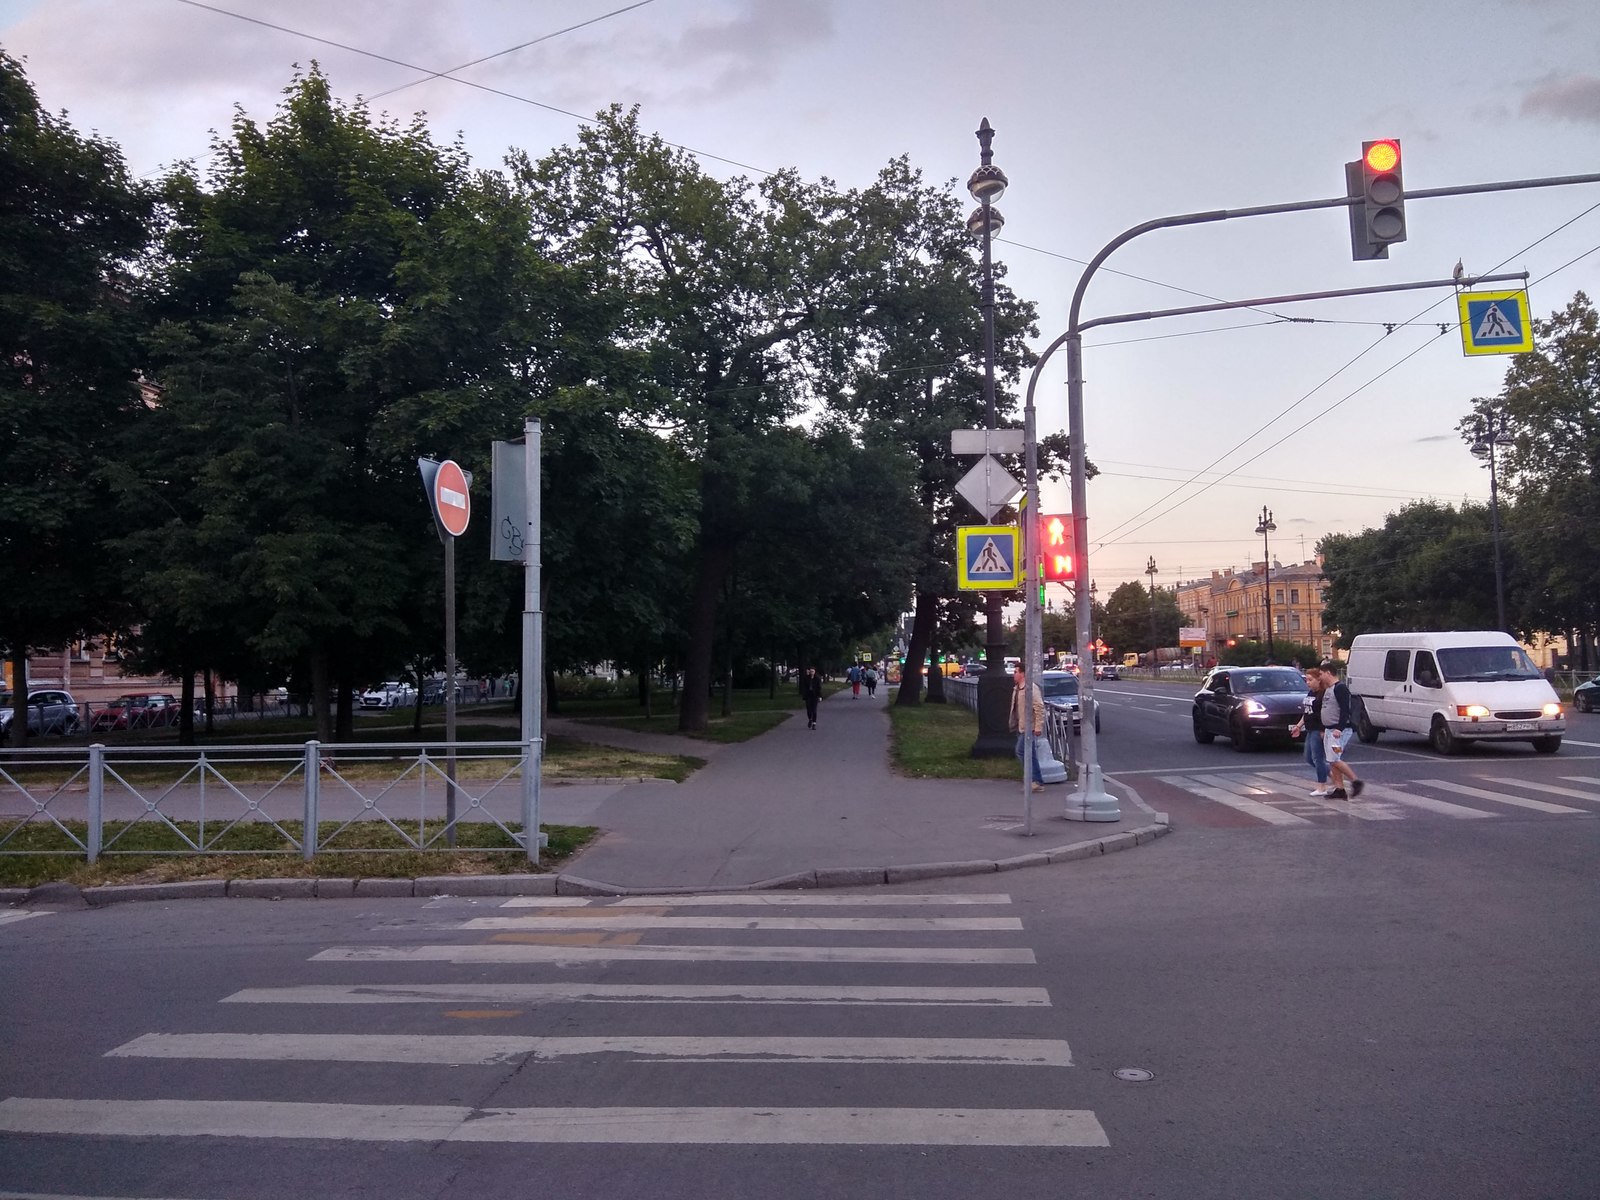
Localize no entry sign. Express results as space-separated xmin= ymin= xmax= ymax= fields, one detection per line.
xmin=434 ymin=459 xmax=471 ymax=536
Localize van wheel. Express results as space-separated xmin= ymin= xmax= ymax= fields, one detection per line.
xmin=1429 ymin=715 xmax=1461 ymax=756
xmin=1230 ymin=716 xmax=1253 ymax=752
xmin=1354 ymin=700 xmax=1380 ymax=745
xmin=1192 ymin=712 xmax=1214 ymax=744
xmin=1532 ymin=736 xmax=1561 ymax=754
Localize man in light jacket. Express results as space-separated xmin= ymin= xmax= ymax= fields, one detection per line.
xmin=1010 ymin=666 xmax=1047 ymax=793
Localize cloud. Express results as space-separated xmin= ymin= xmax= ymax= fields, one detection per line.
xmin=1413 ymin=434 xmax=1456 ymax=443
xmin=1520 ymin=74 xmax=1600 ymax=125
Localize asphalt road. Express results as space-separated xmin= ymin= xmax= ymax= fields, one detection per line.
xmin=2 ymin=681 xmax=1597 ymax=1199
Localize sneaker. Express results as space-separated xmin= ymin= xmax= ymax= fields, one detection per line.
xmin=1328 ymin=788 xmax=1348 ymax=800
xmin=1309 ymin=787 xmax=1331 ymax=797
xmin=1350 ymin=780 xmax=1365 ymax=799
xmin=1031 ymin=783 xmax=1044 ymax=793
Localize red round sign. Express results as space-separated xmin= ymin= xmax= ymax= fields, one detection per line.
xmin=434 ymin=459 xmax=471 ymax=537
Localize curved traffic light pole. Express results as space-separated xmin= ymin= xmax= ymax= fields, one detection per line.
xmin=1021 ymin=169 xmax=1600 ymax=825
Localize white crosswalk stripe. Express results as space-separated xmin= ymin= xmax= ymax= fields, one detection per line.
xmin=1479 ymin=776 xmax=1600 ymax=804
xmin=1157 ymin=775 xmax=1315 ymax=825
xmin=4 ymin=891 xmax=1107 ymax=1151
xmin=0 ymin=911 xmax=50 ymax=928
xmin=1413 ymin=779 xmax=1586 ymax=814
xmin=1246 ymin=773 xmax=1404 ymax=820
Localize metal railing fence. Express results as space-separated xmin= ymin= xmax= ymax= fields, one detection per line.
xmin=0 ymin=740 xmax=544 ymax=866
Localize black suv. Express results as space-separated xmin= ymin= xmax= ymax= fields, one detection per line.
xmin=1192 ymin=666 xmax=1308 ymax=751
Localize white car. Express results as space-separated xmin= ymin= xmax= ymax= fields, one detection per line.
xmin=360 ymin=682 xmax=415 ymax=709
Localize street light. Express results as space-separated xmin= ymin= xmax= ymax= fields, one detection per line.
xmin=966 ymin=117 xmax=1013 ymax=757
xmin=1255 ymin=505 xmax=1277 ymax=660
xmin=1145 ymin=556 xmax=1159 ymax=672
xmin=1471 ymin=413 xmax=1515 ymax=632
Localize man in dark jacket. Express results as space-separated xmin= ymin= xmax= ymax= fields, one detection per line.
xmin=798 ymin=667 xmax=823 ymax=729
xmin=1316 ymin=661 xmax=1364 ymax=799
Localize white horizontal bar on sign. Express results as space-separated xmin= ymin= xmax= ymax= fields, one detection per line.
xmin=456 ymin=915 xmax=1024 ymax=932
xmin=1415 ymin=779 xmax=1584 ymax=814
xmin=0 ymin=1098 xmax=1110 ymax=1147
xmin=311 ymin=944 xmax=1037 ymax=966
xmin=107 ymin=1032 xmax=1073 ymax=1068
xmin=222 ymin=983 xmax=1052 ymax=1007
xmin=498 ymin=893 xmax=1015 ymax=908
xmin=1157 ymin=776 xmax=1314 ymax=827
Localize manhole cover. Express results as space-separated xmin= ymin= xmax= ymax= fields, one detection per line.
xmin=1114 ymin=1067 xmax=1154 ymax=1082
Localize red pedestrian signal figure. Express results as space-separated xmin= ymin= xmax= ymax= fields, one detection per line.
xmin=1040 ymin=513 xmax=1074 ymax=582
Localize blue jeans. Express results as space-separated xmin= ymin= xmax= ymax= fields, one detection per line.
xmin=1304 ymin=728 xmax=1329 ymax=784
xmin=1015 ymin=733 xmax=1046 ymax=784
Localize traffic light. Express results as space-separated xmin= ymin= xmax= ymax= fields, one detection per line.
xmin=1346 ymin=139 xmax=1405 ymax=260
xmin=1039 ymin=513 xmax=1075 ymax=582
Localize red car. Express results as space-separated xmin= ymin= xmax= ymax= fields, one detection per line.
xmin=90 ymin=693 xmax=180 ymax=732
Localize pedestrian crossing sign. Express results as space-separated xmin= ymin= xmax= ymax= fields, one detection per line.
xmin=1458 ymin=289 xmax=1534 ymax=356
xmin=957 ymin=525 xmax=1020 ymax=591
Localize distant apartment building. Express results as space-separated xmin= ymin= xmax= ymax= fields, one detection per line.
xmin=1174 ymin=557 xmax=1335 ymax=662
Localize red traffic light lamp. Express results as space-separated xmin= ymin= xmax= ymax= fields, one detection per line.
xmin=1039 ymin=513 xmax=1075 ymax=582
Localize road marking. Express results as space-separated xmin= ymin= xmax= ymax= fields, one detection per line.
xmin=1157 ymin=776 xmax=1314 ymax=826
xmin=498 ymin=893 xmax=1015 ymax=908
xmin=456 ymin=915 xmax=1024 ymax=932
xmin=1477 ymin=776 xmax=1600 ymax=804
xmin=1348 ymin=780 xmax=1496 ymax=819
xmin=222 ymin=982 xmax=1052 ymax=1007
xmin=1247 ymin=773 xmax=1405 ymax=821
xmin=0 ymin=911 xmax=51 ymax=928
xmin=311 ymin=943 xmax=1037 ymax=966
xmin=1561 ymin=775 xmax=1600 ymax=785
xmin=1414 ymin=779 xmax=1585 ymax=814
xmin=1558 ymin=740 xmax=1600 ymax=748
xmin=0 ymin=1098 xmax=1110 ymax=1147
xmin=107 ymin=1032 xmax=1074 ymax=1067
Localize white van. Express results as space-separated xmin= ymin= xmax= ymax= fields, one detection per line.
xmin=1345 ymin=631 xmax=1564 ymax=755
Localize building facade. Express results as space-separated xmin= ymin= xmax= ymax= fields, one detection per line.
xmin=1174 ymin=557 xmax=1335 ymax=663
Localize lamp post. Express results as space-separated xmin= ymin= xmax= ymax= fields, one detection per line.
xmin=1255 ymin=506 xmax=1277 ymax=659
xmin=1471 ymin=414 xmax=1515 ymax=632
xmin=966 ymin=117 xmax=1013 ymax=757
xmin=1145 ymin=556 xmax=1159 ymax=672
xmin=1090 ymin=580 xmax=1099 ymax=663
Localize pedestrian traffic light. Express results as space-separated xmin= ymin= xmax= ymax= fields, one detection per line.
xmin=1346 ymin=139 xmax=1405 ymax=260
xmin=1039 ymin=513 xmax=1074 ymax=582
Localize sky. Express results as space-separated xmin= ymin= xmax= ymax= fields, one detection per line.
xmin=4 ymin=0 xmax=1598 ymax=593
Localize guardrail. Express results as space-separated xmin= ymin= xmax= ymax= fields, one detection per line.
xmin=0 ymin=740 xmax=545 ymax=865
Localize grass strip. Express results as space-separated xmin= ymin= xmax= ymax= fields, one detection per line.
xmin=0 ymin=817 xmax=597 ymax=889
xmin=888 ymin=699 xmax=1020 ymax=781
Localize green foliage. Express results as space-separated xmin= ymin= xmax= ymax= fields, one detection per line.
xmin=1219 ymin=638 xmax=1320 ymax=667
xmin=0 ymin=52 xmax=153 ymax=737
xmin=1098 ymin=581 xmax=1184 ymax=655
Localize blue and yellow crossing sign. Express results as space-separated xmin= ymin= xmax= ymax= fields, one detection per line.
xmin=1458 ymin=289 xmax=1534 ymax=356
xmin=957 ymin=525 xmax=1020 ymax=591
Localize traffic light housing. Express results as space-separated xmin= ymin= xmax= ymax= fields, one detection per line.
xmin=1039 ymin=513 xmax=1075 ymax=582
xmin=1346 ymin=139 xmax=1405 ymax=260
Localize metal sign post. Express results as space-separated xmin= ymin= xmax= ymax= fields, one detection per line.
xmin=419 ymin=457 xmax=471 ymax=845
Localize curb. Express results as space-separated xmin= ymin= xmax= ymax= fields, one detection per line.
xmin=2 ymin=822 xmax=1172 ymax=908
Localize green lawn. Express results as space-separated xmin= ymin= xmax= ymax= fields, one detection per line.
xmin=557 ymin=684 xmax=842 ymax=743
xmin=0 ymin=817 xmax=598 ymax=889
xmin=887 ymin=698 xmax=1021 ymax=781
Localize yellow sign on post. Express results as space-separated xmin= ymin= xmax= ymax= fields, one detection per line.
xmin=1458 ymin=289 xmax=1534 ymax=356
xmin=957 ymin=525 xmax=1020 ymax=591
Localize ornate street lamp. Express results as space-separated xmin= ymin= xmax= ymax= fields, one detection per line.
xmin=966 ymin=117 xmax=1013 ymax=757
xmin=1145 ymin=556 xmax=1159 ymax=671
xmin=1256 ymin=506 xmax=1277 ymax=659
xmin=1471 ymin=414 xmax=1515 ymax=632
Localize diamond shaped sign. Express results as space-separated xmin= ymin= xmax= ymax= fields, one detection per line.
xmin=955 ymin=455 xmax=1022 ymax=521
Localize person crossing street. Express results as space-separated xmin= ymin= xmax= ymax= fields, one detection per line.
xmin=1315 ymin=661 xmax=1364 ymax=800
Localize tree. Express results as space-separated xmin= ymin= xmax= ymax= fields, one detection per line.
xmin=0 ymin=52 xmax=152 ymax=743
xmin=1098 ymin=581 xmax=1182 ymax=658
xmin=1467 ymin=292 xmax=1600 ymax=666
xmin=1319 ymin=500 xmax=1501 ymax=644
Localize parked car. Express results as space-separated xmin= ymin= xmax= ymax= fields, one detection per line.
xmin=1040 ymin=670 xmax=1100 ymax=734
xmin=1192 ymin=666 xmax=1308 ymax=751
xmin=1574 ymin=676 xmax=1600 ymax=714
xmin=421 ymin=680 xmax=464 ymax=705
xmin=1094 ymin=663 xmax=1120 ymax=681
xmin=90 ymin=693 xmax=179 ymax=732
xmin=0 ymin=689 xmax=80 ymax=737
xmin=360 ymin=682 xmax=416 ymax=709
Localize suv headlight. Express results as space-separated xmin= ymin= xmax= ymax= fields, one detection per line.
xmin=1542 ymin=702 xmax=1562 ymax=718
xmin=1243 ymin=699 xmax=1268 ymax=716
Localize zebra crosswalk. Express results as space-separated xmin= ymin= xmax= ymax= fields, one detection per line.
xmin=0 ymin=890 xmax=1110 ymax=1153
xmin=1155 ymin=770 xmax=1600 ymax=827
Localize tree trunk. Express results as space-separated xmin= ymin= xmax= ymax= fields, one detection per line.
xmin=310 ymin=648 xmax=333 ymax=742
xmin=895 ymin=592 xmax=940 ymax=708
xmin=679 ymin=538 xmax=734 ymax=732
xmin=638 ymin=660 xmax=652 ymax=717
xmin=926 ymin=643 xmax=947 ymax=703
xmin=177 ymin=668 xmax=196 ymax=746
xmin=7 ymin=648 xmax=28 ymax=746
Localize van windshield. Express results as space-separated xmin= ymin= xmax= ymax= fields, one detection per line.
xmin=1437 ymin=646 xmax=1543 ymax=682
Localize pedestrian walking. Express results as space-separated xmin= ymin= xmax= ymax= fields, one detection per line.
xmin=1009 ymin=665 xmax=1047 ymax=792
xmin=848 ymin=664 xmax=861 ymax=697
xmin=863 ymin=664 xmax=878 ymax=697
xmin=1316 ymin=661 xmax=1364 ymax=799
xmin=1291 ymin=666 xmax=1331 ymax=796
xmin=798 ymin=666 xmax=823 ymax=730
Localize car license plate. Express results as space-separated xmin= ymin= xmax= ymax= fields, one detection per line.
xmin=1506 ymin=721 xmax=1536 ymax=732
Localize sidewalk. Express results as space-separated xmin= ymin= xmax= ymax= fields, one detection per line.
xmin=538 ymin=686 xmax=1167 ymax=891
